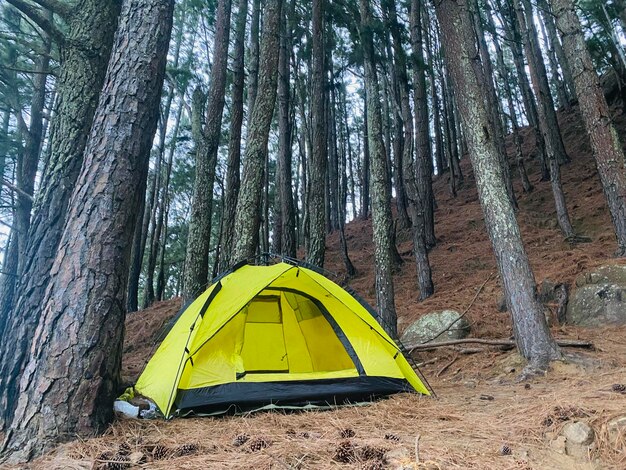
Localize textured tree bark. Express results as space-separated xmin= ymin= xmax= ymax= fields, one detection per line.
xmin=307 ymin=0 xmax=327 ymax=267
xmin=551 ymin=0 xmax=626 ymax=256
xmin=516 ymin=0 xmax=575 ymax=238
xmin=0 ymin=0 xmax=172 ymax=461
xmin=359 ymin=0 xmax=398 ymax=336
xmin=246 ymin=0 xmax=261 ymax=125
xmin=0 ymin=0 xmax=122 ymax=431
xmin=434 ymin=0 xmax=561 ymax=369
xmin=232 ymin=0 xmax=282 ymax=261
xmin=219 ymin=0 xmax=248 ymax=271
xmin=183 ymin=0 xmax=231 ymax=299
xmin=410 ymin=0 xmax=436 ymax=248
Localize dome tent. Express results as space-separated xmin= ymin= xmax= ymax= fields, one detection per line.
xmin=131 ymin=258 xmax=432 ymax=417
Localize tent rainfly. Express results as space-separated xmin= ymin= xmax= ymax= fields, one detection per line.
xmin=131 ymin=260 xmax=431 ymax=417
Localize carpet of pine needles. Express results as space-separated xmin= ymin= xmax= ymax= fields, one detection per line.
xmin=21 ymin=324 xmax=626 ymax=470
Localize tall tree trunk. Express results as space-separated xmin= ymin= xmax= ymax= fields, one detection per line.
xmin=0 ymin=0 xmax=122 ymax=432
xmin=219 ymin=0 xmax=248 ymax=271
xmin=496 ymin=0 xmax=550 ymax=181
xmin=232 ymin=0 xmax=282 ymax=261
xmin=327 ymin=57 xmax=340 ymax=233
xmin=359 ymin=0 xmax=398 ymax=336
xmin=307 ymin=0 xmax=327 ymax=266
xmin=516 ymin=0 xmax=576 ymax=238
xmin=0 ymin=27 xmax=50 ymax=322
xmin=127 ymin=172 xmax=153 ymax=312
xmin=0 ymin=0 xmax=172 ymax=461
xmin=360 ymin=97 xmax=371 ymax=220
xmin=155 ymin=100 xmax=181 ymax=299
xmin=246 ymin=0 xmax=261 ymax=123
xmin=537 ymin=0 xmax=577 ymax=104
xmin=486 ymin=8 xmax=534 ymax=193
xmin=411 ymin=0 xmax=437 ymax=248
xmin=519 ymin=0 xmax=570 ymax=165
xmin=473 ymin=2 xmax=517 ymax=209
xmin=551 ymin=0 xmax=626 ymax=256
xmin=434 ymin=0 xmax=561 ymax=370
xmin=183 ymin=0 xmax=232 ymax=300
xmin=392 ymin=0 xmax=434 ymax=297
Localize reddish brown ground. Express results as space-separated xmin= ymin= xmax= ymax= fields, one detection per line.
xmin=17 ymin=106 xmax=626 ymax=469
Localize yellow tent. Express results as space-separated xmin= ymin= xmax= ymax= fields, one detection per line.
xmin=134 ymin=261 xmax=431 ymax=417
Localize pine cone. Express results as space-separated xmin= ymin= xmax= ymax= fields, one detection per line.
xmin=248 ymin=437 xmax=270 ymax=452
xmin=384 ymin=433 xmax=400 ymax=442
xmin=340 ymin=428 xmax=356 ymax=438
xmin=358 ymin=445 xmax=386 ymax=461
xmin=233 ymin=433 xmax=250 ymax=447
xmin=117 ymin=442 xmax=131 ymax=456
xmin=151 ymin=444 xmax=170 ymax=460
xmin=333 ymin=440 xmax=355 ymax=463
xmin=360 ymin=460 xmax=385 ymax=470
xmin=500 ymin=444 xmax=512 ymax=456
xmin=173 ymin=443 xmax=200 ymax=457
xmin=612 ymin=383 xmax=626 ymax=393
xmin=103 ymin=455 xmax=131 ymax=470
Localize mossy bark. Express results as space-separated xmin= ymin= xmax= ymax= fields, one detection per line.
xmin=434 ymin=0 xmax=561 ymax=368
xmin=0 ymin=0 xmax=122 ymax=431
xmin=551 ymin=0 xmax=626 ymax=256
xmin=0 ymin=0 xmax=172 ymax=462
xmin=359 ymin=0 xmax=398 ymax=336
xmin=232 ymin=0 xmax=282 ymax=261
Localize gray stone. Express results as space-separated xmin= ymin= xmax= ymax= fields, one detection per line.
xmin=496 ymin=294 xmax=507 ymax=313
xmin=566 ymin=265 xmax=626 ymax=327
xmin=562 ymin=421 xmax=595 ymax=445
xmin=400 ymin=310 xmax=470 ymax=345
xmin=562 ymin=421 xmax=595 ymax=459
xmin=538 ymin=278 xmax=557 ymax=303
xmin=607 ymin=416 xmax=626 ymax=449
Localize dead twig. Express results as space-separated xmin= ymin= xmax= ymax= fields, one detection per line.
xmin=408 ymin=337 xmax=593 ymax=351
xmin=421 ymin=272 xmax=494 ymax=344
xmin=436 ymin=355 xmax=458 ymax=377
xmin=415 ymin=434 xmax=421 ymax=464
xmin=415 ymin=357 xmax=439 ymax=367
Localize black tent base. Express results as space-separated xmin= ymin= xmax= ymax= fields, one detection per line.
xmin=174 ymin=376 xmax=414 ymax=416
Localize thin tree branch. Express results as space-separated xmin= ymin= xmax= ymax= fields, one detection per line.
xmin=2 ymin=179 xmax=35 ymax=202
xmin=29 ymin=0 xmax=72 ymax=19
xmin=407 ymin=337 xmax=593 ymax=351
xmin=0 ymin=65 xmax=56 ymax=76
xmin=4 ymin=0 xmax=65 ymax=44
xmin=0 ymin=219 xmax=15 ymax=231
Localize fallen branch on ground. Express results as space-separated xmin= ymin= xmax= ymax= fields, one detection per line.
xmin=407 ymin=338 xmax=593 ymax=352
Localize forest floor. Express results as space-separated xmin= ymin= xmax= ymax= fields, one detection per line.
xmin=16 ymin=103 xmax=626 ymax=469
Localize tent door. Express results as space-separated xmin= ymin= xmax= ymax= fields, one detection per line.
xmin=240 ymin=295 xmax=289 ymax=374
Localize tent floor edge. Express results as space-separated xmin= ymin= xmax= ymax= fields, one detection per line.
xmin=174 ymin=376 xmax=416 ymax=415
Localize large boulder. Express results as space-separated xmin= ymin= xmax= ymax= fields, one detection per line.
xmin=400 ymin=309 xmax=470 ymax=345
xmin=566 ymin=265 xmax=626 ymax=327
